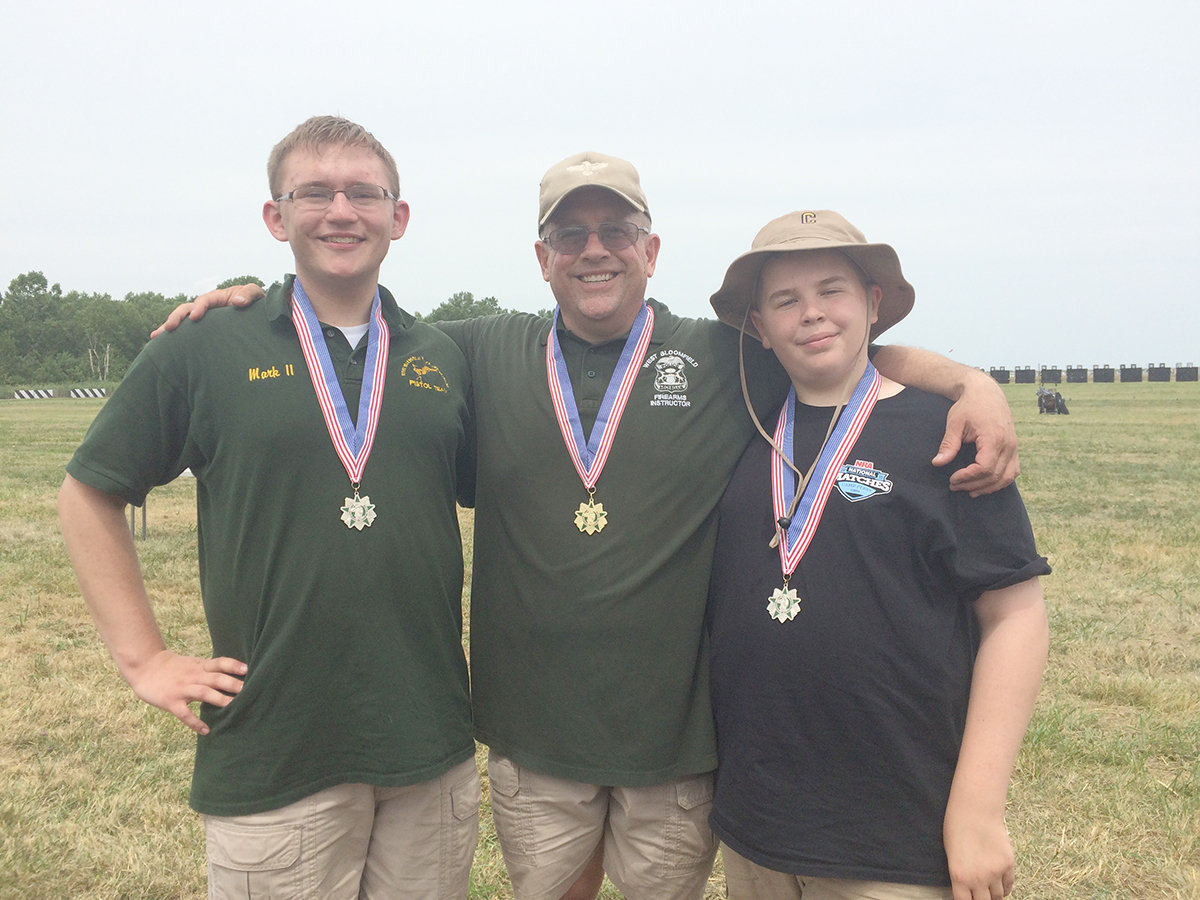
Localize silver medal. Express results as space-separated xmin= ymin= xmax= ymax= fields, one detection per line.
xmin=767 ymin=586 xmax=800 ymax=622
xmin=340 ymin=494 xmax=377 ymax=530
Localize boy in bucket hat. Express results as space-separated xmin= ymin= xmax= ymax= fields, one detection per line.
xmin=706 ymin=211 xmax=1050 ymax=900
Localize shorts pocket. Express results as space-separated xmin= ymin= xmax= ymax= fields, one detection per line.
xmin=674 ymin=772 xmax=714 ymax=811
xmin=486 ymin=753 xmax=520 ymax=799
xmin=663 ymin=773 xmax=718 ymax=875
xmin=451 ymin=764 xmax=482 ymax=821
xmin=442 ymin=763 xmax=483 ymax=896
xmin=206 ymin=819 xmax=306 ymax=900
xmin=485 ymin=755 xmax=536 ymax=863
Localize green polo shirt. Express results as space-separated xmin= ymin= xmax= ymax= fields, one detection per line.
xmin=68 ymin=276 xmax=475 ymax=816
xmin=440 ymin=301 xmax=787 ymax=785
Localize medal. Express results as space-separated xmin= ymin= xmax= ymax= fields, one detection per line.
xmin=291 ymin=281 xmax=389 ymax=529
xmin=574 ymin=493 xmax=608 ymax=534
xmin=767 ymin=364 xmax=880 ymax=619
xmin=767 ymin=585 xmax=801 ymax=622
xmin=341 ymin=493 xmax=377 ymax=530
xmin=547 ymin=303 xmax=655 ymax=534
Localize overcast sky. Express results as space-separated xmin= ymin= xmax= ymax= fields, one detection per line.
xmin=3 ymin=0 xmax=1197 ymax=369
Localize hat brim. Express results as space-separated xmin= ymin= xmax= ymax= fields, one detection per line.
xmin=538 ymin=184 xmax=648 ymax=228
xmin=710 ymin=240 xmax=914 ymax=343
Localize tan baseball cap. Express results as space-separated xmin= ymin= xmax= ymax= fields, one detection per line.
xmin=538 ymin=151 xmax=650 ymax=228
xmin=709 ymin=210 xmax=915 ymax=342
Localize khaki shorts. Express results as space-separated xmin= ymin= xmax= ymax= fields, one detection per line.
xmin=203 ymin=757 xmax=480 ymax=900
xmin=722 ymin=844 xmax=954 ymax=900
xmin=487 ymin=751 xmax=718 ymax=900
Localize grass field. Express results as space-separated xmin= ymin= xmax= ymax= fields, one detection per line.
xmin=1 ymin=382 xmax=1197 ymax=899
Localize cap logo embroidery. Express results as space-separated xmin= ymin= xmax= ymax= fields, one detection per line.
xmin=567 ymin=161 xmax=609 ymax=178
xmin=800 ymin=212 xmax=817 ymax=224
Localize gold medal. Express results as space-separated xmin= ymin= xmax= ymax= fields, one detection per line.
xmin=547 ymin=304 xmax=654 ymax=541
xmin=574 ymin=491 xmax=607 ymax=534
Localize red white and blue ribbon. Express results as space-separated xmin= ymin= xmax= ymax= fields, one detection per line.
xmin=291 ymin=280 xmax=389 ymax=486
xmin=546 ymin=303 xmax=655 ymax=490
xmin=772 ymin=362 xmax=880 ymax=576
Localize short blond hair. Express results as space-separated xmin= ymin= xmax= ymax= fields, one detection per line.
xmin=267 ymin=116 xmax=400 ymax=199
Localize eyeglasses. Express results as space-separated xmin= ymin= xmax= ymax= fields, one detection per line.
xmin=275 ymin=184 xmax=398 ymax=210
xmin=541 ymin=222 xmax=650 ymax=254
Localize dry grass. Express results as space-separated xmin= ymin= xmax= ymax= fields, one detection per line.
xmin=2 ymin=384 xmax=1197 ymax=899
xmin=1003 ymin=382 xmax=1200 ymax=899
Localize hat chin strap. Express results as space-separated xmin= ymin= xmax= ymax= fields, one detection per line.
xmin=735 ymin=303 xmax=872 ymax=551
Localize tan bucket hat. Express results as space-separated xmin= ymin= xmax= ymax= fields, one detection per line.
xmin=538 ymin=151 xmax=649 ymax=227
xmin=709 ymin=210 xmax=914 ymax=342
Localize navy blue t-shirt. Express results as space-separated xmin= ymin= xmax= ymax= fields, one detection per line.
xmin=707 ymin=387 xmax=1048 ymax=887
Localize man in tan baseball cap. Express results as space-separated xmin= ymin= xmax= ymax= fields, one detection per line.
xmin=152 ymin=154 xmax=1023 ymax=900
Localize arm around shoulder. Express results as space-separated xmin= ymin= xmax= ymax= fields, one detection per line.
xmin=58 ymin=474 xmax=247 ymax=734
xmin=151 ymin=283 xmax=265 ymax=338
xmin=872 ymin=344 xmax=1019 ymax=496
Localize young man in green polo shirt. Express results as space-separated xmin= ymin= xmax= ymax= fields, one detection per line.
xmin=58 ymin=116 xmax=479 ymax=900
xmin=155 ymin=151 xmax=1020 ymax=900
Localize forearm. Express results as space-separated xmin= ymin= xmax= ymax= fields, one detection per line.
xmin=58 ymin=475 xmax=167 ymax=679
xmin=59 ymin=475 xmax=247 ymax=734
xmin=871 ymin=344 xmax=991 ymax=402
xmin=943 ymin=579 xmax=1047 ymax=897
xmin=951 ymin=578 xmax=1048 ymax=814
xmin=874 ymin=344 xmax=1018 ymax=494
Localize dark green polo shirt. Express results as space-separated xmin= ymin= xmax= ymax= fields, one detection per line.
xmin=440 ymin=301 xmax=787 ymax=785
xmin=68 ymin=277 xmax=475 ymax=815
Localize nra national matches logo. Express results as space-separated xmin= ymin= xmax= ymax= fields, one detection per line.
xmin=835 ymin=459 xmax=893 ymax=502
xmin=644 ymin=349 xmax=697 ymax=408
xmin=402 ymin=356 xmax=449 ymax=393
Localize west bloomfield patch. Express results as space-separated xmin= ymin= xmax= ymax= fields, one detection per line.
xmin=643 ymin=349 xmax=697 ymax=409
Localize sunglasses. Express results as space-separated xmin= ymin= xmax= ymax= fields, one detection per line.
xmin=541 ymin=222 xmax=650 ymax=254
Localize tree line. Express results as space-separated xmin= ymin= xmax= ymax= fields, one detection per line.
xmin=0 ymin=272 xmax=536 ymax=386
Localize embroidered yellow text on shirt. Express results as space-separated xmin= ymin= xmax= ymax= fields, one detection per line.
xmin=249 ymin=364 xmax=296 ymax=381
xmin=402 ymin=356 xmax=449 ymax=393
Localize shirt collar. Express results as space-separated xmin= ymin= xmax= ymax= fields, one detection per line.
xmin=540 ymin=297 xmax=668 ymax=349
xmin=266 ymin=274 xmax=413 ymax=335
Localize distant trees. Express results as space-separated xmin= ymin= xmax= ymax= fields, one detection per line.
xmin=0 ymin=272 xmax=187 ymax=384
xmin=415 ymin=291 xmax=552 ymax=323
xmin=416 ymin=291 xmax=512 ymax=323
xmin=0 ymin=276 xmax=537 ymax=386
xmin=216 ymin=275 xmax=266 ymax=291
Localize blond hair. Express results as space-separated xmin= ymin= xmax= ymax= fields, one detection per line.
xmin=267 ymin=116 xmax=400 ymax=198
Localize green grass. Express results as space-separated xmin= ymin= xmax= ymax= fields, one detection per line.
xmin=2 ymin=384 xmax=1198 ymax=899
xmin=1000 ymin=383 xmax=1200 ymax=899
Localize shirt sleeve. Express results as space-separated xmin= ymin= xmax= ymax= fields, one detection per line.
xmin=65 ymin=332 xmax=201 ymax=506
xmin=942 ymin=456 xmax=1051 ymax=599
